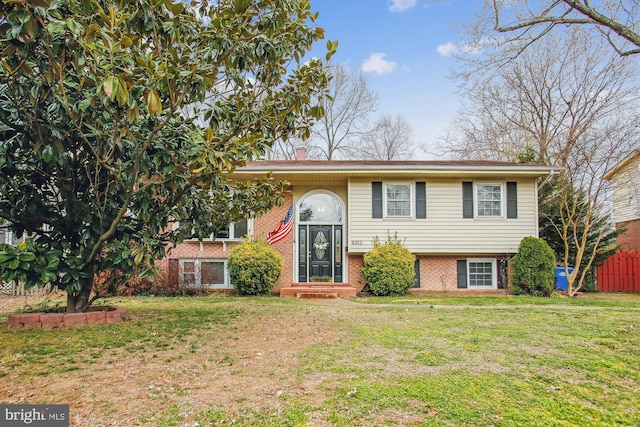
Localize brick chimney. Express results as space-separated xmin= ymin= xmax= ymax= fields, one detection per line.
xmin=295 ymin=146 xmax=307 ymax=160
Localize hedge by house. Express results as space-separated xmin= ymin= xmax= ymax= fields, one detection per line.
xmin=511 ymin=236 xmax=556 ymax=297
xmin=227 ymin=239 xmax=283 ymax=295
xmin=361 ymin=234 xmax=416 ymax=296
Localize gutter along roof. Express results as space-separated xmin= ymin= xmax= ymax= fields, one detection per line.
xmin=230 ymin=160 xmax=561 ymax=184
xmin=603 ymin=149 xmax=640 ymax=180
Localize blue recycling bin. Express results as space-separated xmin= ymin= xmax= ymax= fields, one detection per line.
xmin=555 ymin=267 xmax=573 ymax=291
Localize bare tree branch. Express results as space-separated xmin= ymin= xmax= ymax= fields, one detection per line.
xmin=349 ymin=114 xmax=415 ymax=160
xmin=492 ymin=0 xmax=640 ymax=57
xmin=309 ymin=63 xmax=378 ymax=160
xmin=443 ymin=29 xmax=640 ymax=167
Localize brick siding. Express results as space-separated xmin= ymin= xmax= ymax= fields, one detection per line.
xmin=348 ymin=254 xmax=479 ymax=292
xmin=617 ymin=219 xmax=640 ymax=252
xmin=347 ymin=254 xmax=365 ymax=290
xmin=156 ymin=194 xmax=296 ymax=292
xmin=416 ymin=256 xmax=461 ymax=291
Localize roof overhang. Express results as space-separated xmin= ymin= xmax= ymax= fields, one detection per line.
xmin=603 ymin=149 xmax=640 ymax=180
xmin=229 ymin=160 xmax=561 ymax=184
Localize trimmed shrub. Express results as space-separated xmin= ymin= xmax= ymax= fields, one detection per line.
xmin=227 ymin=239 xmax=283 ymax=296
xmin=361 ymin=234 xmax=416 ymax=296
xmin=511 ymin=236 xmax=556 ymax=297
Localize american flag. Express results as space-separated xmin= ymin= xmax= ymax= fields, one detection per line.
xmin=266 ymin=201 xmax=294 ymax=245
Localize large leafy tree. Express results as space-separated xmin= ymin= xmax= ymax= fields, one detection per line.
xmin=0 ymin=0 xmax=335 ymax=312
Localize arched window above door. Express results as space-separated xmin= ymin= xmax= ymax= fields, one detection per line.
xmin=298 ymin=191 xmax=343 ymax=223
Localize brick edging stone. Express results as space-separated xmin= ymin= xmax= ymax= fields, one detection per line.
xmin=7 ymin=306 xmax=130 ymax=328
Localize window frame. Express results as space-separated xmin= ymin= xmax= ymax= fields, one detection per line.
xmin=475 ymin=183 xmax=504 ymax=218
xmin=179 ymin=258 xmax=231 ymax=289
xmin=297 ymin=190 xmax=344 ymax=224
xmin=466 ymin=258 xmax=497 ymax=289
xmin=214 ymin=220 xmax=250 ymax=240
xmin=0 ymin=220 xmax=17 ymax=245
xmin=177 ymin=219 xmax=252 ymax=242
xmin=0 ymin=229 xmax=15 ymax=245
xmin=384 ymin=182 xmax=413 ymax=218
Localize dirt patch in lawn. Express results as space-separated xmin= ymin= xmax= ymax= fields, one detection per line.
xmin=0 ymin=295 xmax=357 ymax=426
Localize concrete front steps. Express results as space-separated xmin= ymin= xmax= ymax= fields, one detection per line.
xmin=280 ymin=283 xmax=357 ymax=298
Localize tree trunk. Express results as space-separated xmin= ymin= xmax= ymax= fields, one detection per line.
xmin=66 ymin=286 xmax=92 ymax=313
xmin=66 ymin=270 xmax=94 ymax=313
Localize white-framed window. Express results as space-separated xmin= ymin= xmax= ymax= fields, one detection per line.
xmin=179 ymin=259 xmax=231 ymax=289
xmin=298 ymin=191 xmax=344 ymax=223
xmin=467 ymin=258 xmax=497 ymax=289
xmin=178 ymin=219 xmax=251 ymax=241
xmin=0 ymin=221 xmax=16 ymax=246
xmin=385 ymin=183 xmax=412 ymax=218
xmin=0 ymin=230 xmax=15 ymax=245
xmin=215 ymin=220 xmax=249 ymax=240
xmin=476 ymin=184 xmax=503 ymax=217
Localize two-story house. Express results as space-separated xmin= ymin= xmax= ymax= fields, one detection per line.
xmin=158 ymin=152 xmax=557 ymax=296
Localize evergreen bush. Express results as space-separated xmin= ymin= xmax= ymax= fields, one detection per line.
xmin=227 ymin=240 xmax=283 ymax=296
xmin=511 ymin=236 xmax=556 ymax=296
xmin=361 ymin=234 xmax=416 ymax=296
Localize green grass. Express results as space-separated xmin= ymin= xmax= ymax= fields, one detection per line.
xmin=1 ymin=294 xmax=639 ymax=426
xmin=0 ymin=296 xmax=241 ymax=375
xmin=303 ymin=304 xmax=640 ymax=426
xmin=356 ymin=292 xmax=640 ymax=307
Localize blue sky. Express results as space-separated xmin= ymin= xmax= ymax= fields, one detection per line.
xmin=308 ymin=0 xmax=475 ymax=158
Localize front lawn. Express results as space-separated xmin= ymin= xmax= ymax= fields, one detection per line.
xmin=0 ymin=293 xmax=638 ymax=426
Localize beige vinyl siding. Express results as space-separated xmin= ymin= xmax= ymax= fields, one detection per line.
xmin=610 ymin=160 xmax=640 ymax=223
xmin=347 ymin=178 xmax=538 ymax=254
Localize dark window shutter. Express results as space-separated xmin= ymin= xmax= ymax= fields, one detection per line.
xmin=416 ymin=182 xmax=426 ymax=218
xmin=462 ymin=182 xmax=474 ymax=218
xmin=457 ymin=260 xmax=468 ymax=289
xmin=413 ymin=259 xmax=421 ymax=288
xmin=497 ymin=258 xmax=508 ymax=289
xmin=372 ymin=182 xmax=383 ymax=218
xmin=507 ymin=182 xmax=517 ymax=218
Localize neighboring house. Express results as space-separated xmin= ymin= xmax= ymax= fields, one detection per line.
xmin=603 ymin=149 xmax=640 ymax=252
xmin=0 ymin=226 xmax=17 ymax=246
xmin=158 ymin=151 xmax=557 ymax=295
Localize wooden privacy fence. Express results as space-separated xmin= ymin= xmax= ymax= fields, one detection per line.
xmin=597 ymin=251 xmax=640 ymax=293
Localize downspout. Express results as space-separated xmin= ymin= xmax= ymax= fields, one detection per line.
xmin=538 ymin=168 xmax=556 ymax=188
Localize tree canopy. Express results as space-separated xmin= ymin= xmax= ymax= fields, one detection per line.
xmin=0 ymin=0 xmax=335 ymax=311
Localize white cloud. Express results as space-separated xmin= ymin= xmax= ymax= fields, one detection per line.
xmin=462 ymin=36 xmax=499 ymax=55
xmin=388 ymin=0 xmax=418 ymax=12
xmin=436 ymin=38 xmax=494 ymax=57
xmin=460 ymin=42 xmax=484 ymax=55
xmin=436 ymin=41 xmax=458 ymax=57
xmin=361 ymin=53 xmax=397 ymax=75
